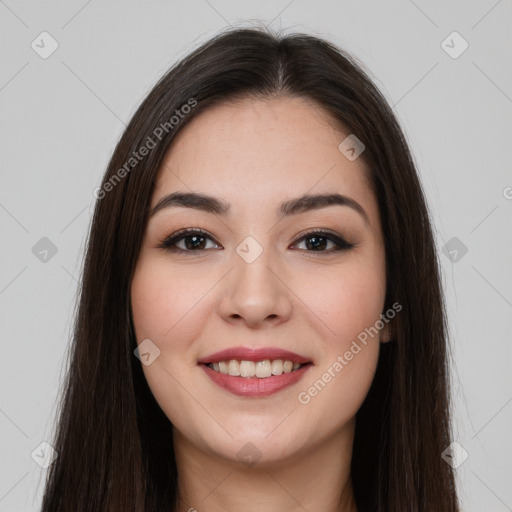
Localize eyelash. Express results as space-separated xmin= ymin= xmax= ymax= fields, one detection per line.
xmin=157 ymin=228 xmax=355 ymax=256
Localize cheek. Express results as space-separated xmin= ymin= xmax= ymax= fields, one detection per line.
xmin=131 ymin=258 xmax=209 ymax=344
xmin=297 ymin=346 xmax=379 ymax=434
xmin=130 ymin=259 xmax=211 ymax=422
xmin=294 ymin=257 xmax=386 ymax=347
xmin=291 ymin=257 xmax=385 ymax=419
xmin=130 ymin=246 xmax=386 ymax=440
xmin=130 ymin=259 xmax=211 ymax=426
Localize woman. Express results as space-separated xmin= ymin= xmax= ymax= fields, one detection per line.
xmin=41 ymin=26 xmax=460 ymax=511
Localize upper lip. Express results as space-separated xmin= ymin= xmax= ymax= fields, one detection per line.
xmin=197 ymin=346 xmax=311 ymax=365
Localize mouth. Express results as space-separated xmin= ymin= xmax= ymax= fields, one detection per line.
xmin=204 ymin=359 xmax=308 ymax=378
xmin=198 ymin=346 xmax=313 ymax=397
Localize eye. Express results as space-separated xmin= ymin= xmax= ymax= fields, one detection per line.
xmin=290 ymin=229 xmax=354 ymax=254
xmin=158 ymin=228 xmax=354 ymax=255
xmin=157 ymin=228 xmax=221 ymax=253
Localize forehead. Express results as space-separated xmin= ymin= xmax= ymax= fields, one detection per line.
xmin=153 ymin=96 xmax=377 ymax=223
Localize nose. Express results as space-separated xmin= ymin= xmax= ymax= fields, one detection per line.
xmin=218 ymin=248 xmax=293 ymax=329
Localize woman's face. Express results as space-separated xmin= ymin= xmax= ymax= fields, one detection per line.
xmin=131 ymin=96 xmax=388 ymax=465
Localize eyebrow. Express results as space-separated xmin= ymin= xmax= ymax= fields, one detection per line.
xmin=150 ymin=191 xmax=369 ymax=225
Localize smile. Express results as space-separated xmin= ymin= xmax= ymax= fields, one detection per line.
xmin=206 ymin=359 xmax=304 ymax=378
xmin=198 ymin=346 xmax=313 ymax=397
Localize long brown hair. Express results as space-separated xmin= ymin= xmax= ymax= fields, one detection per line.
xmin=41 ymin=26 xmax=459 ymax=511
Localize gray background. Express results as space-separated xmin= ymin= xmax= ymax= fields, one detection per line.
xmin=0 ymin=1 xmax=511 ymax=511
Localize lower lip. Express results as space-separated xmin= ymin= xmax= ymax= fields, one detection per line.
xmin=200 ymin=364 xmax=312 ymax=397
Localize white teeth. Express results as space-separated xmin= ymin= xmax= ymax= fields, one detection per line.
xmin=256 ymin=360 xmax=272 ymax=378
xmin=208 ymin=359 xmax=305 ymax=378
xmin=240 ymin=360 xmax=256 ymax=377
xmin=228 ymin=360 xmax=240 ymax=376
xmin=271 ymin=359 xmax=283 ymax=375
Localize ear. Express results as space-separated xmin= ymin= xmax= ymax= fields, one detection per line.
xmin=379 ymin=317 xmax=394 ymax=343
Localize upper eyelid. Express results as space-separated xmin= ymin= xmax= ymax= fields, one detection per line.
xmin=160 ymin=228 xmax=351 ymax=249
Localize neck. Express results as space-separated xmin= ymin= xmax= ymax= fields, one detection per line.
xmin=173 ymin=421 xmax=358 ymax=512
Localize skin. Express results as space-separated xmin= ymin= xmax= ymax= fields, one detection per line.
xmin=130 ymin=95 xmax=391 ymax=512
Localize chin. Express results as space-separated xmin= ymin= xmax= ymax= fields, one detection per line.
xmin=213 ymin=437 xmax=306 ymax=469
